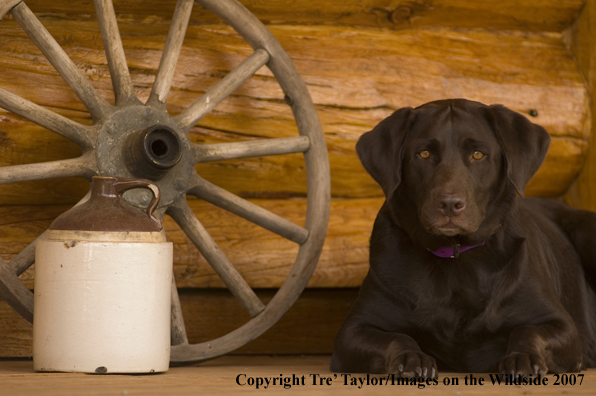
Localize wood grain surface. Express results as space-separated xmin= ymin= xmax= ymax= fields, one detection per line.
xmin=0 ymin=198 xmax=380 ymax=289
xmin=1 ymin=356 xmax=596 ymax=396
xmin=565 ymin=0 xmax=596 ymax=212
xmin=0 ymin=288 xmax=360 ymax=357
xmin=8 ymin=0 xmax=586 ymax=32
xmin=0 ymin=19 xmax=589 ymax=204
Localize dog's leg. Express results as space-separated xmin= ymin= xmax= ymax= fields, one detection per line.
xmin=330 ymin=320 xmax=437 ymax=378
xmin=520 ymin=197 xmax=596 ymax=369
xmin=501 ymin=321 xmax=583 ymax=376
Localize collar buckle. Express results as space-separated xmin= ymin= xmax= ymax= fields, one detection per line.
xmin=452 ymin=244 xmax=461 ymax=259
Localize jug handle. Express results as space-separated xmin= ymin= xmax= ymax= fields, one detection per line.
xmin=113 ymin=178 xmax=162 ymax=230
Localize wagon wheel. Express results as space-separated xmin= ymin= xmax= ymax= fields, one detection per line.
xmin=0 ymin=0 xmax=330 ymax=363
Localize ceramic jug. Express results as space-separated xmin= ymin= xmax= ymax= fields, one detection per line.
xmin=33 ymin=176 xmax=173 ymax=373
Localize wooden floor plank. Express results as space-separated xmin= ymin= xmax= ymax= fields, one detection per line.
xmin=0 ymin=356 xmax=595 ymax=395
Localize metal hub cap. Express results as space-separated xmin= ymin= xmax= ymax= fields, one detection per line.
xmin=96 ymin=105 xmax=193 ymax=208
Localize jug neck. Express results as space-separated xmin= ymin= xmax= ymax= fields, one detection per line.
xmin=91 ymin=177 xmax=120 ymax=198
xmin=48 ymin=176 xmax=163 ymax=234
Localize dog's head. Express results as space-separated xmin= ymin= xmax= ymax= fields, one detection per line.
xmin=357 ymin=99 xmax=550 ymax=246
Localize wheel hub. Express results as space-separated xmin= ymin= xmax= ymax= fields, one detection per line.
xmin=125 ymin=124 xmax=183 ymax=179
xmin=96 ymin=105 xmax=194 ymax=208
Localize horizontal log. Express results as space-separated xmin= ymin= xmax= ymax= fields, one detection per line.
xmin=1 ymin=198 xmax=379 ymax=290
xmin=0 ymin=298 xmax=31 ymax=357
xmin=180 ymin=288 xmax=358 ymax=355
xmin=0 ymin=22 xmax=588 ymax=204
xmin=7 ymin=169 xmax=589 ymax=291
xmin=0 ymin=129 xmax=584 ymax=206
xmin=195 ymin=136 xmax=587 ymax=201
xmin=11 ymin=0 xmax=584 ymax=32
xmin=527 ymin=137 xmax=589 ymax=197
xmin=0 ymin=288 xmax=359 ymax=357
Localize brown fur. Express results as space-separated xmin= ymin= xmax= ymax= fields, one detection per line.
xmin=331 ymin=99 xmax=596 ymax=377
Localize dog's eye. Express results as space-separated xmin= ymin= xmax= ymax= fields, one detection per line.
xmin=472 ymin=151 xmax=485 ymax=160
xmin=419 ymin=150 xmax=431 ymax=159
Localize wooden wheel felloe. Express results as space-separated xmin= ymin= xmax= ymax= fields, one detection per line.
xmin=0 ymin=0 xmax=330 ymax=363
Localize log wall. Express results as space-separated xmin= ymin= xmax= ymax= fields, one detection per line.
xmin=13 ymin=0 xmax=586 ymax=32
xmin=565 ymin=0 xmax=596 ymax=211
xmin=0 ymin=0 xmax=593 ymax=356
xmin=0 ymin=289 xmax=360 ymax=357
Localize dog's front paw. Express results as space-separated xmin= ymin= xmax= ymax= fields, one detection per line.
xmin=385 ymin=349 xmax=437 ymax=379
xmin=499 ymin=352 xmax=547 ymax=377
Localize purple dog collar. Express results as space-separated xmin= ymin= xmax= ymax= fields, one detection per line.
xmin=428 ymin=241 xmax=485 ymax=259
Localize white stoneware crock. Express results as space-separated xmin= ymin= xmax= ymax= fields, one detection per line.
xmin=33 ymin=177 xmax=172 ymax=373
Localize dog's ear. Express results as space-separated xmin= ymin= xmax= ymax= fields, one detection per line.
xmin=485 ymin=105 xmax=550 ymax=196
xmin=356 ymin=107 xmax=413 ymax=197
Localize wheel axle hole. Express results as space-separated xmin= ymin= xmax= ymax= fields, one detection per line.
xmin=151 ymin=139 xmax=169 ymax=158
xmin=141 ymin=125 xmax=182 ymax=170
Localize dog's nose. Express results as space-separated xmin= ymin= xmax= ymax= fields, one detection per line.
xmin=438 ymin=194 xmax=466 ymax=216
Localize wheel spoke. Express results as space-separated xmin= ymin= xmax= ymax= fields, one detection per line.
xmin=175 ymin=48 xmax=270 ymax=132
xmin=0 ymin=154 xmax=96 ymax=184
xmin=170 ymin=276 xmax=189 ymax=346
xmin=188 ymin=174 xmax=309 ymax=244
xmin=155 ymin=208 xmax=189 ymax=345
xmin=149 ymin=0 xmax=194 ymax=106
xmin=0 ymin=87 xmax=94 ymax=150
xmin=167 ymin=198 xmax=265 ymax=317
xmin=10 ymin=230 xmax=46 ymax=276
xmin=0 ymin=258 xmax=33 ymax=323
xmin=11 ymin=2 xmax=111 ymax=122
xmin=93 ymin=0 xmax=137 ymax=106
xmin=194 ymin=136 xmax=310 ymax=163
xmin=0 ymin=0 xmax=21 ymax=20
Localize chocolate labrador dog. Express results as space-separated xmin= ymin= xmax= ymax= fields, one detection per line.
xmin=331 ymin=99 xmax=596 ymax=377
